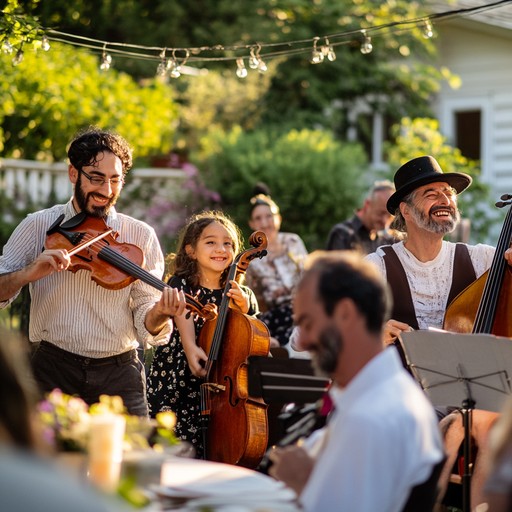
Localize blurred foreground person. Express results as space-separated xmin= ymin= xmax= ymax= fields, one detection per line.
xmin=269 ymin=251 xmax=443 ymax=512
xmin=0 ymin=327 xmax=126 ymax=511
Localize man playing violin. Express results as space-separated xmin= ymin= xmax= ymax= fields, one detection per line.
xmin=0 ymin=127 xmax=187 ymax=416
xmin=269 ymin=251 xmax=443 ymax=511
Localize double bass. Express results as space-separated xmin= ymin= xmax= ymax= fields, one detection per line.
xmin=198 ymin=231 xmax=271 ymax=469
xmin=444 ymin=194 xmax=512 ymax=336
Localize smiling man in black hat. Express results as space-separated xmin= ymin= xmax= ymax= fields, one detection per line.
xmin=365 ymin=155 xmax=512 ymax=507
xmin=366 ymin=155 xmax=512 ymax=344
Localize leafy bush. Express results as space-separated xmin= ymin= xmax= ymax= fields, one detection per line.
xmin=0 ymin=42 xmax=179 ymax=161
xmin=198 ymin=126 xmax=369 ymax=250
xmin=117 ymin=163 xmax=221 ymax=255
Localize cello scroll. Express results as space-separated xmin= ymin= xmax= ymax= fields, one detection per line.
xmin=234 ymin=231 xmax=268 ymax=275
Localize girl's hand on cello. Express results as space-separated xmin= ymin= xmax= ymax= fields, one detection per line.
xmin=227 ymin=280 xmax=251 ymax=314
xmin=184 ymin=344 xmax=208 ymax=378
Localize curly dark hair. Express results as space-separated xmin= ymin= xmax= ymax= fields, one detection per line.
xmin=168 ymin=211 xmax=243 ymax=289
xmin=67 ymin=126 xmax=133 ymax=173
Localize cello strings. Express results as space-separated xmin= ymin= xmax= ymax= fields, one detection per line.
xmin=473 ymin=203 xmax=512 ymax=332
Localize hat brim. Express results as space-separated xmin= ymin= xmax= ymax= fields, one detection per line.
xmin=386 ymin=172 xmax=472 ymax=214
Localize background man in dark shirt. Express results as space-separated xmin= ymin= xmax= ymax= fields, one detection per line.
xmin=326 ymin=180 xmax=396 ymax=254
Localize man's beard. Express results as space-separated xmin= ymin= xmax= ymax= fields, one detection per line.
xmin=311 ymin=324 xmax=343 ymax=378
xmin=75 ymin=176 xmax=117 ymax=218
xmin=408 ymin=202 xmax=460 ymax=235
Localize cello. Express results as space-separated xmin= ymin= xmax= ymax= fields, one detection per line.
xmin=444 ymin=194 xmax=512 ymax=336
xmin=198 ymin=231 xmax=271 ymax=469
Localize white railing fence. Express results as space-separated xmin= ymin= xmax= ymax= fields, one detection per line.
xmin=0 ymin=158 xmax=185 ymax=211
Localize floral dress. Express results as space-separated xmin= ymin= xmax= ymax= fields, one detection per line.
xmin=245 ymin=232 xmax=308 ymax=346
xmin=146 ymin=275 xmax=258 ymax=458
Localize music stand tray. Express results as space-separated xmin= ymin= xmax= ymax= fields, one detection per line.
xmin=399 ymin=330 xmax=512 ymax=512
xmin=399 ymin=330 xmax=512 ymax=413
xmin=247 ymin=355 xmax=329 ymax=404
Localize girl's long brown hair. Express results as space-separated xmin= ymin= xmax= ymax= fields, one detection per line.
xmin=167 ymin=210 xmax=243 ymax=289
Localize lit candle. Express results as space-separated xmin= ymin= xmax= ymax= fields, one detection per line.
xmin=87 ymin=413 xmax=126 ymax=493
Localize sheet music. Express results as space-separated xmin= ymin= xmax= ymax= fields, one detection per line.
xmin=399 ymin=330 xmax=512 ymax=413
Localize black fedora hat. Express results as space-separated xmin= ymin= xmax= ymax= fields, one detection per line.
xmin=386 ymin=155 xmax=472 ymax=214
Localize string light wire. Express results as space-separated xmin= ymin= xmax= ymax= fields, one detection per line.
xmin=2 ymin=0 xmax=511 ymax=73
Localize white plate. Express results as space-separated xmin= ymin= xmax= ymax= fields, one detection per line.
xmin=157 ymin=458 xmax=297 ymax=502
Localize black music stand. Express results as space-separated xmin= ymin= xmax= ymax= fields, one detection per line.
xmin=399 ymin=330 xmax=512 ymax=512
xmin=247 ymin=355 xmax=329 ymax=404
xmin=247 ymin=356 xmax=330 ymax=473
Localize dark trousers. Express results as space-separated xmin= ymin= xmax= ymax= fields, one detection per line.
xmin=31 ymin=341 xmax=148 ymax=416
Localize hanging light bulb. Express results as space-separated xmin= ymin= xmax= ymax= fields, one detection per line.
xmin=156 ymin=60 xmax=167 ymax=77
xmin=169 ymin=50 xmax=189 ymax=79
xmin=2 ymin=39 xmax=13 ymax=54
xmin=12 ymin=48 xmax=24 ymax=66
xmin=322 ymin=38 xmax=336 ymax=62
xmin=423 ymin=19 xmax=434 ymax=39
xmin=236 ymin=58 xmax=248 ymax=78
xmin=249 ymin=46 xmax=260 ymax=69
xmin=100 ymin=46 xmax=112 ymax=71
xmin=360 ymin=31 xmax=373 ymax=55
xmin=257 ymin=57 xmax=267 ymax=73
xmin=156 ymin=49 xmax=168 ymax=77
xmin=169 ymin=57 xmax=180 ymax=78
xmin=310 ymin=37 xmax=324 ymax=65
xmin=41 ymin=35 xmax=50 ymax=51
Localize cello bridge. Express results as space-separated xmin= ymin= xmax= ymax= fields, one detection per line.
xmin=205 ymin=383 xmax=226 ymax=393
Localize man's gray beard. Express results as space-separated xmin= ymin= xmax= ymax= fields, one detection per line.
xmin=311 ymin=325 xmax=343 ymax=378
xmin=408 ymin=202 xmax=460 ymax=235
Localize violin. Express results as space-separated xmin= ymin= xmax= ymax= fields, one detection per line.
xmin=44 ymin=212 xmax=217 ymax=321
xmin=198 ymin=231 xmax=271 ymax=468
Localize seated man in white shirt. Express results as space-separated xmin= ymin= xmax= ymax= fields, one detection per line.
xmin=268 ymin=251 xmax=444 ymax=512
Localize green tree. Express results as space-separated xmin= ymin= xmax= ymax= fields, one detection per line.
xmin=0 ymin=42 xmax=179 ymax=161
xmin=199 ymin=126 xmax=368 ymax=250
xmin=28 ymin=0 xmax=447 ymax=135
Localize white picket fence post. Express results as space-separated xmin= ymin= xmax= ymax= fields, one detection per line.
xmin=0 ymin=158 xmax=185 ymax=210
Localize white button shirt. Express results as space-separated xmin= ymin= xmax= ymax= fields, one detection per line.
xmin=0 ymin=199 xmax=172 ymax=357
xmin=300 ymin=349 xmax=444 ymax=512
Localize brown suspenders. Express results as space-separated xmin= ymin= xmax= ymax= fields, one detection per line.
xmin=381 ymin=243 xmax=477 ymax=329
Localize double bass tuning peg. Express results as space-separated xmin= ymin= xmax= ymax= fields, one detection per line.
xmin=495 ymin=194 xmax=512 ymax=208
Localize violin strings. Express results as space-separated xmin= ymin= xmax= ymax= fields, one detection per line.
xmin=70 ymin=231 xmax=210 ymax=319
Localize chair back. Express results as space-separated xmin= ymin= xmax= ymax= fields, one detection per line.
xmin=401 ymin=458 xmax=446 ymax=512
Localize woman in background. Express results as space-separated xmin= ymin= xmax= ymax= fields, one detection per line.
xmin=245 ymin=185 xmax=308 ymax=348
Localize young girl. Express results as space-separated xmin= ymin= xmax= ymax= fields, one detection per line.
xmin=146 ymin=211 xmax=259 ymax=457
